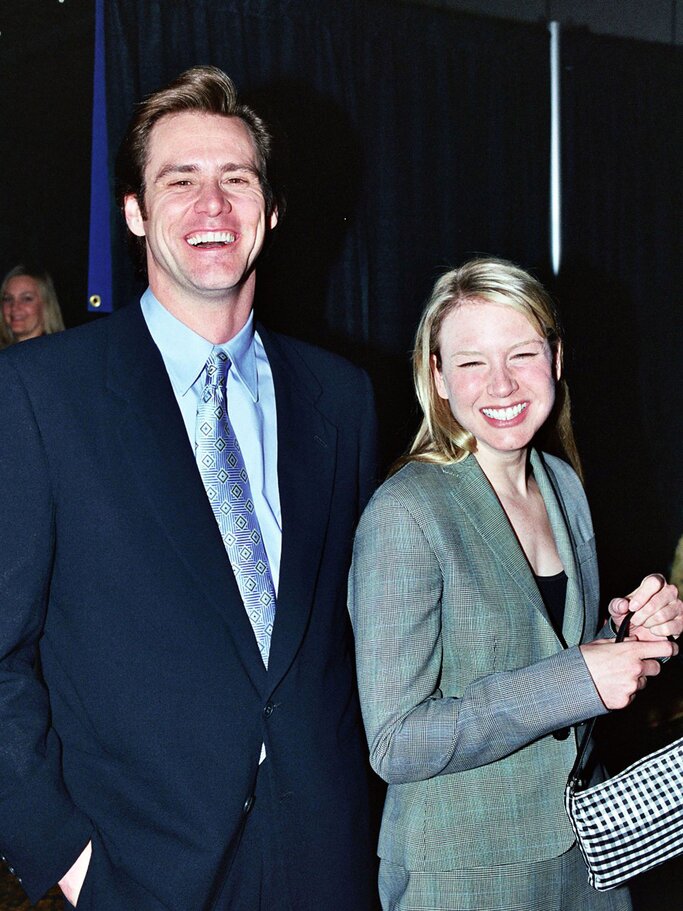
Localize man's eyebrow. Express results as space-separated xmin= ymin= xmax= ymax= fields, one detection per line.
xmin=153 ymin=163 xmax=199 ymax=182
xmin=153 ymin=162 xmax=260 ymax=182
xmin=218 ymin=163 xmax=262 ymax=181
xmin=221 ymin=163 xmax=260 ymax=175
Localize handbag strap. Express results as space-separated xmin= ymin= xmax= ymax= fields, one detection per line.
xmin=568 ymin=611 xmax=632 ymax=788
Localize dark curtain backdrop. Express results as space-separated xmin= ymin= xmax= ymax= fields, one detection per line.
xmin=105 ymin=0 xmax=551 ymax=464
xmin=3 ymin=0 xmax=679 ymax=593
xmin=557 ymin=29 xmax=683 ymax=839
xmin=0 ymin=0 xmax=93 ymax=315
xmin=558 ymin=29 xmax=683 ymax=602
xmin=104 ymin=0 xmax=681 ymax=592
xmin=2 ymin=3 xmax=682 ymax=890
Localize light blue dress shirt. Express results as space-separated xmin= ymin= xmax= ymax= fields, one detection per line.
xmin=141 ymin=288 xmax=282 ymax=592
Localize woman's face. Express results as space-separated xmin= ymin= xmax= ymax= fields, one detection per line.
xmin=1 ymin=275 xmax=45 ymax=341
xmin=432 ymin=299 xmax=559 ymax=465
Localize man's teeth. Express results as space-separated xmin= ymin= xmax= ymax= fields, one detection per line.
xmin=187 ymin=231 xmax=236 ymax=246
xmin=481 ymin=403 xmax=528 ymax=421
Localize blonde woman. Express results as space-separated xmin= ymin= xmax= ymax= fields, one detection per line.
xmin=349 ymin=257 xmax=682 ymax=911
xmin=1 ymin=265 xmax=65 ymax=345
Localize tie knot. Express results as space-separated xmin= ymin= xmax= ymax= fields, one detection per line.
xmin=205 ymin=349 xmax=231 ymax=388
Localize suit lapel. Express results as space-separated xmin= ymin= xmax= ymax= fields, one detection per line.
xmin=258 ymin=328 xmax=337 ymax=689
xmin=442 ymin=456 xmax=551 ymax=626
xmin=444 ymin=452 xmax=585 ymax=645
xmin=105 ymin=305 xmax=267 ymax=691
xmin=530 ymin=451 xmax=585 ymax=646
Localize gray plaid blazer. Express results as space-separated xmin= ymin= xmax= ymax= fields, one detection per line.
xmin=349 ymin=450 xmax=608 ymax=872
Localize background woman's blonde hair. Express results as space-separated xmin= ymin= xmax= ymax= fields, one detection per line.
xmin=0 ymin=264 xmax=66 ymax=342
xmin=394 ymin=257 xmax=582 ymax=479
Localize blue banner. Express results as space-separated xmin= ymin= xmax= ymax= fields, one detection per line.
xmin=87 ymin=0 xmax=113 ymax=312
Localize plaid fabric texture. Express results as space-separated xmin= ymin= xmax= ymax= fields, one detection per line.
xmin=566 ymin=736 xmax=683 ymax=890
xmin=349 ymin=452 xmax=606 ymax=871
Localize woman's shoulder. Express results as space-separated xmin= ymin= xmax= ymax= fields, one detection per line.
xmin=356 ymin=460 xmax=458 ymax=543
xmin=380 ymin=457 xmax=458 ymax=489
xmin=365 ymin=457 xmax=472 ymax=515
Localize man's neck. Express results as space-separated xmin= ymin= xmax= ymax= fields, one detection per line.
xmin=148 ymin=275 xmax=256 ymax=345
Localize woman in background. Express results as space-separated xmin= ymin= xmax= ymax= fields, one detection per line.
xmin=349 ymin=257 xmax=682 ymax=911
xmin=1 ymin=264 xmax=65 ymax=346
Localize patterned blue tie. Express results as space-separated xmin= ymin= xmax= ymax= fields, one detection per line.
xmin=195 ymin=349 xmax=276 ymax=667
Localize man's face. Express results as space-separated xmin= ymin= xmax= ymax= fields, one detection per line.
xmin=124 ymin=112 xmax=277 ymax=309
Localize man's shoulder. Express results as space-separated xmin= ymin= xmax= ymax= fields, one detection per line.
xmin=0 ymin=304 xmax=148 ymax=397
xmin=2 ymin=303 xmax=141 ymax=362
xmin=258 ymin=325 xmax=372 ymax=402
xmin=260 ymin=325 xmax=364 ymax=375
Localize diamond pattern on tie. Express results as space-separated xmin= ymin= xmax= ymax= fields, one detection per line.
xmin=195 ymin=349 xmax=276 ymax=667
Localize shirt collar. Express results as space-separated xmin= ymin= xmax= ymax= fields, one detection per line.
xmin=140 ymin=287 xmax=259 ymax=401
xmin=222 ymin=309 xmax=258 ymax=402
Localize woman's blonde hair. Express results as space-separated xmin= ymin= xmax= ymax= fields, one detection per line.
xmin=394 ymin=257 xmax=582 ymax=479
xmin=0 ymin=264 xmax=66 ymax=341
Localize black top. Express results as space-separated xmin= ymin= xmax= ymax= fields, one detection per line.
xmin=534 ymin=569 xmax=568 ymax=638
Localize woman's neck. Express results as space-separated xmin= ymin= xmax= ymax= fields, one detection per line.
xmin=474 ymin=447 xmax=531 ymax=499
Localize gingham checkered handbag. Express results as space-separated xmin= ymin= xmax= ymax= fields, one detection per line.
xmin=565 ymin=613 xmax=683 ymax=890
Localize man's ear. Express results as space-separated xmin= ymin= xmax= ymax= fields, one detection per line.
xmin=124 ymin=195 xmax=146 ymax=238
xmin=268 ymin=206 xmax=279 ymax=231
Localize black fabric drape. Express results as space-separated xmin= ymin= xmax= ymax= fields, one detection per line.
xmin=105 ymin=0 xmax=551 ymax=464
xmin=0 ymin=0 xmax=94 ymax=321
xmin=558 ymin=29 xmax=682 ymax=598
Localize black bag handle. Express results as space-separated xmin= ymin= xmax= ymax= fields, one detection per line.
xmin=568 ymin=611 xmax=633 ymax=789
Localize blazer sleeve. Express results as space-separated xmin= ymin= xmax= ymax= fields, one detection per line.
xmin=348 ymin=483 xmax=606 ymax=786
xmin=0 ymin=359 xmax=92 ymax=903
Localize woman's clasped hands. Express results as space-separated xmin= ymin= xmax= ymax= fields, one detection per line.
xmin=580 ymin=574 xmax=682 ymax=710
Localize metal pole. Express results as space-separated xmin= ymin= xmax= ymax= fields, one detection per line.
xmin=549 ymin=21 xmax=562 ymax=275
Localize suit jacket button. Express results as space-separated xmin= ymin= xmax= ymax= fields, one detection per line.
xmin=553 ymin=727 xmax=570 ymax=740
xmin=243 ymin=795 xmax=255 ymax=815
xmin=263 ymin=702 xmax=274 ymax=718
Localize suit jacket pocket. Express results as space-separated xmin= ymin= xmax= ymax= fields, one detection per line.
xmin=68 ymin=832 xmax=98 ymax=911
xmin=72 ymin=830 xmax=173 ymax=911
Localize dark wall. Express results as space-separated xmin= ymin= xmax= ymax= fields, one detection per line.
xmin=2 ymin=0 xmax=681 ymax=594
xmin=104 ymin=0 xmax=553 ymax=472
xmin=0 ymin=0 xmax=94 ymax=330
xmin=558 ymin=31 xmax=683 ymax=599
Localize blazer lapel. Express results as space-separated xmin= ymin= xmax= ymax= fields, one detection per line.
xmin=530 ymin=451 xmax=585 ymax=647
xmin=258 ymin=328 xmax=337 ymax=689
xmin=443 ymin=452 xmax=585 ymax=646
xmin=442 ymin=456 xmax=552 ymax=626
xmin=105 ymin=305 xmax=267 ymax=691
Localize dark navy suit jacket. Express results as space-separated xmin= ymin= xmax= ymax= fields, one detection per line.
xmin=0 ymin=303 xmax=378 ymax=910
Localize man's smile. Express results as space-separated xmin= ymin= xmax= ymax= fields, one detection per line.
xmin=186 ymin=230 xmax=237 ymax=247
